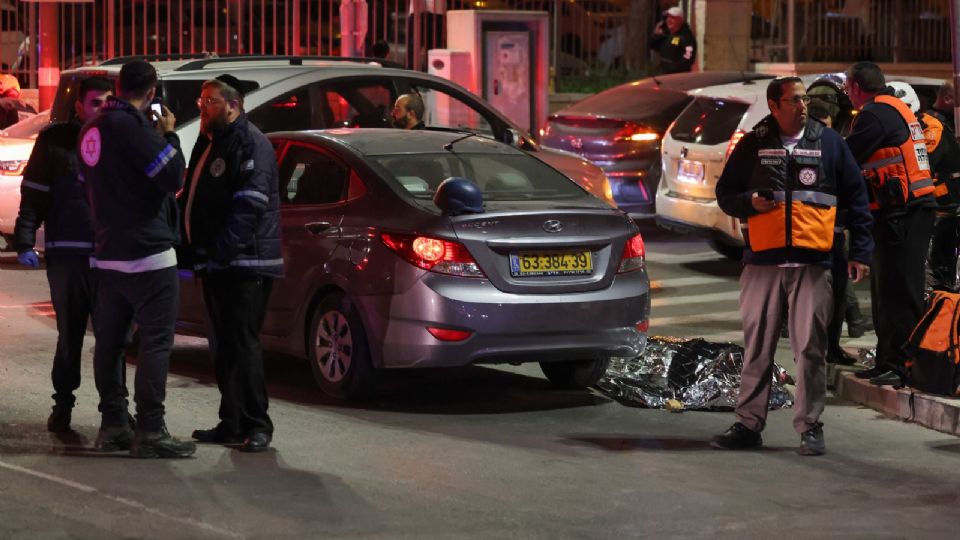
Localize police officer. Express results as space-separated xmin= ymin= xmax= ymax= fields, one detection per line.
xmin=13 ymin=76 xmax=117 ymax=432
xmin=844 ymin=62 xmax=938 ymax=387
xmin=182 ymin=75 xmax=282 ymax=453
xmin=711 ymin=77 xmax=872 ymax=456
xmin=78 ymin=60 xmax=195 ymax=458
xmin=647 ymin=6 xmax=697 ymax=74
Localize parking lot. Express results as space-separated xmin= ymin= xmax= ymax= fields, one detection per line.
xmin=2 ymin=225 xmax=958 ymax=539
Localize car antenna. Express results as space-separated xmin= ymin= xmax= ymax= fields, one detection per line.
xmin=443 ymin=132 xmax=476 ymax=152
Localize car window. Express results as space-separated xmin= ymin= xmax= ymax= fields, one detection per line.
xmin=319 ymin=81 xmax=395 ymax=128
xmin=248 ymin=86 xmax=314 ymax=133
xmin=278 ymin=144 xmax=349 ymax=205
xmin=408 ymin=84 xmax=494 ymax=137
xmin=669 ymin=97 xmax=751 ymax=145
xmin=371 ymin=152 xmax=586 ymax=202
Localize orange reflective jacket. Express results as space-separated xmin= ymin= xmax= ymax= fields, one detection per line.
xmin=860 ymin=95 xmax=934 ymax=210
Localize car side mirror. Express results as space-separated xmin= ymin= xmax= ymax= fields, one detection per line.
xmin=502 ymin=128 xmax=522 ymax=147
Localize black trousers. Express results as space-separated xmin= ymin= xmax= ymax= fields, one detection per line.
xmin=871 ymin=207 xmax=936 ymax=371
xmin=929 ymin=211 xmax=960 ymax=292
xmin=46 ymin=255 xmax=96 ymax=408
xmin=201 ymin=271 xmax=274 ymax=437
xmin=827 ymin=233 xmax=848 ymax=357
xmin=93 ymin=267 xmax=178 ymax=432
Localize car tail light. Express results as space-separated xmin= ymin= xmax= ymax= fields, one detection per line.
xmin=616 ymin=122 xmax=659 ymax=143
xmin=635 ymin=320 xmax=649 ymax=333
xmin=724 ymin=129 xmax=746 ymax=163
xmin=426 ymin=327 xmax=473 ymax=342
xmin=381 ymin=233 xmax=485 ymax=278
xmin=0 ymin=160 xmax=28 ymax=176
xmin=602 ymin=176 xmax=615 ymax=205
xmin=617 ymin=233 xmax=645 ymax=273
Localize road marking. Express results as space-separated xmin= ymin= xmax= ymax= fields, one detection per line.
xmin=651 ymin=290 xmax=741 ymax=307
xmin=650 ymin=276 xmax=731 ymax=290
xmin=650 ymin=310 xmax=742 ymax=326
xmin=645 ymin=250 xmax=724 ymax=264
xmin=0 ymin=458 xmax=240 ymax=538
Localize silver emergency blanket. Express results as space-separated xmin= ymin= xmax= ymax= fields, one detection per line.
xmin=597 ymin=336 xmax=794 ymax=410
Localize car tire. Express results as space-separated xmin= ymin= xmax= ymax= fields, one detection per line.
xmin=308 ymin=292 xmax=376 ymax=400
xmin=708 ymin=238 xmax=743 ymax=261
xmin=540 ymin=358 xmax=610 ymax=390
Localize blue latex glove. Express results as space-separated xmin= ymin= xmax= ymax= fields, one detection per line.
xmin=17 ymin=250 xmax=40 ymax=269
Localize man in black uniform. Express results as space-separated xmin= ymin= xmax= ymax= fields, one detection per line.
xmin=647 ymin=6 xmax=697 ymax=74
xmin=182 ymin=75 xmax=283 ymax=452
xmin=844 ymin=62 xmax=937 ymax=386
xmin=931 ymin=82 xmax=955 ymax=134
xmin=13 ymin=76 xmax=116 ymax=432
xmin=78 ymin=60 xmax=195 ymax=458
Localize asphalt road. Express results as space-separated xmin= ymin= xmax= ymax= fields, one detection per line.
xmin=0 ymin=222 xmax=957 ymax=539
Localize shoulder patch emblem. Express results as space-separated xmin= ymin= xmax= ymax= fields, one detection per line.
xmin=799 ymin=167 xmax=818 ymax=186
xmin=80 ymin=127 xmax=101 ymax=167
xmin=210 ymin=158 xmax=226 ymax=178
xmin=241 ymin=159 xmax=255 ymax=171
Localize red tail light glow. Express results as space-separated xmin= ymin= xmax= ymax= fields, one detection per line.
xmin=381 ymin=233 xmax=485 ymax=278
xmin=635 ymin=320 xmax=649 ymax=333
xmin=426 ymin=327 xmax=474 ymax=342
xmin=616 ymin=122 xmax=660 ymax=143
xmin=724 ymin=129 xmax=746 ymax=163
xmin=617 ymin=233 xmax=646 ymax=273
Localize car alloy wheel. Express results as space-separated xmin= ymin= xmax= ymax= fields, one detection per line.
xmin=315 ymin=310 xmax=353 ymax=383
xmin=308 ymin=292 xmax=376 ymax=400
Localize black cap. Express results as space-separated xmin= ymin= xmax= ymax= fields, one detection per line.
xmin=215 ymin=74 xmax=245 ymax=97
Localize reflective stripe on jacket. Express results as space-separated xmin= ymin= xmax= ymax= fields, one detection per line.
xmin=861 ymin=95 xmax=935 ymax=210
xmin=742 ymin=119 xmax=837 ymax=254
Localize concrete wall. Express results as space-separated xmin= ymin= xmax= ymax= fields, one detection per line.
xmin=694 ymin=0 xmax=753 ymax=71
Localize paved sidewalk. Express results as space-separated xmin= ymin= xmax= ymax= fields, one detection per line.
xmin=829 ymin=356 xmax=960 ymax=437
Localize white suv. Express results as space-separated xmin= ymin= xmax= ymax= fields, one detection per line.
xmin=655 ymin=72 xmax=944 ymax=259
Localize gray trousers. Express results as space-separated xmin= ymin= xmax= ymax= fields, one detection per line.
xmin=736 ymin=264 xmax=833 ymax=434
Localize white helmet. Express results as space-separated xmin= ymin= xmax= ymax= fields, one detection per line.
xmin=888 ymin=81 xmax=920 ymax=114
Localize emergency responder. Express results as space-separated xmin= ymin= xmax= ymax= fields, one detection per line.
xmin=844 ymin=62 xmax=938 ymax=387
xmin=182 ymin=75 xmax=283 ymax=453
xmin=78 ymin=60 xmax=195 ymax=458
xmin=888 ymin=82 xmax=960 ymax=292
xmin=391 ymin=93 xmax=425 ymax=130
xmin=13 ymin=76 xmax=122 ymax=433
xmin=647 ymin=6 xmax=697 ymax=74
xmin=712 ymin=77 xmax=872 ymax=456
xmin=931 ymin=82 xmax=955 ymax=134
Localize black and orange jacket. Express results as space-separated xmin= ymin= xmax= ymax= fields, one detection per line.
xmin=920 ymin=111 xmax=960 ymax=209
xmin=716 ymin=116 xmax=873 ymax=267
xmin=846 ymin=89 xmax=937 ymax=215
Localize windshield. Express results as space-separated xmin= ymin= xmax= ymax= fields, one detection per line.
xmin=51 ymin=73 xmax=259 ymax=127
xmin=2 ymin=111 xmax=50 ymax=139
xmin=370 ymin=153 xmax=588 ymax=202
xmin=670 ymin=97 xmax=750 ymax=145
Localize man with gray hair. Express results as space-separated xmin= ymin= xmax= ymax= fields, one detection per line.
xmin=181 ymin=74 xmax=283 ymax=452
xmin=391 ymin=93 xmax=426 ymax=130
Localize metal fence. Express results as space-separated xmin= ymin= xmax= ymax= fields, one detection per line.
xmin=750 ymin=0 xmax=953 ymax=64
xmin=4 ymin=0 xmax=641 ymax=91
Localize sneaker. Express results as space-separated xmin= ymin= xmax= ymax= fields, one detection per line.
xmin=710 ymin=422 xmax=762 ymax=450
xmin=798 ymin=422 xmax=826 ymax=456
xmin=130 ymin=428 xmax=197 ymax=459
xmin=47 ymin=405 xmax=72 ymax=433
xmin=94 ymin=425 xmax=135 ymax=452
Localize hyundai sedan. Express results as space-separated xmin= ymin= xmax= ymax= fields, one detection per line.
xmin=176 ymin=129 xmax=650 ymax=399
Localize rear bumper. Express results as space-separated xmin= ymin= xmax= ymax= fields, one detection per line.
xmin=358 ymin=269 xmax=651 ymax=369
xmin=654 ymin=189 xmax=743 ymax=245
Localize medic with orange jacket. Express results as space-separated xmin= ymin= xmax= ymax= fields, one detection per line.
xmin=844 ymin=62 xmax=938 ymax=387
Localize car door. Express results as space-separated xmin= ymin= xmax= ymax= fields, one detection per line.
xmin=261 ymin=141 xmax=353 ymax=337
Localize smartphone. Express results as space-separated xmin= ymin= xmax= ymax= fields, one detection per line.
xmin=149 ymin=98 xmax=163 ymax=124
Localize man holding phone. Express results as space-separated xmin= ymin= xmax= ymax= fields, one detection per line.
xmin=712 ymin=77 xmax=873 ymax=456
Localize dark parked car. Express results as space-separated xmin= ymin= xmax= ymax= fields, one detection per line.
xmin=541 ymin=71 xmax=776 ymax=217
xmin=176 ymin=129 xmax=650 ymax=400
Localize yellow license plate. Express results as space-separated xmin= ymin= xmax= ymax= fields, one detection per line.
xmin=509 ymin=251 xmax=593 ymax=277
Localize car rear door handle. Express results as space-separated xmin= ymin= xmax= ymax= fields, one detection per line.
xmin=305 ymin=221 xmax=338 ymax=235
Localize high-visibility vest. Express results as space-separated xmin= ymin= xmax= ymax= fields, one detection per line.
xmin=742 ymin=119 xmax=837 ymax=253
xmin=921 ymin=111 xmax=960 ymax=208
xmin=860 ymin=95 xmax=935 ymax=210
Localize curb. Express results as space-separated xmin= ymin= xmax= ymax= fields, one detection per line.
xmin=828 ymin=363 xmax=960 ymax=437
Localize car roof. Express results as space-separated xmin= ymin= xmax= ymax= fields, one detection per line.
xmin=271 ymin=128 xmax=527 ymax=157
xmin=689 ymin=72 xmax=945 ymax=102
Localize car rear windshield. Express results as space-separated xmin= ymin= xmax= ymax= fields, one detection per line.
xmin=51 ymin=74 xmax=259 ymax=126
xmin=370 ymin=153 xmax=588 ymax=202
xmin=669 ymin=97 xmax=750 ymax=145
